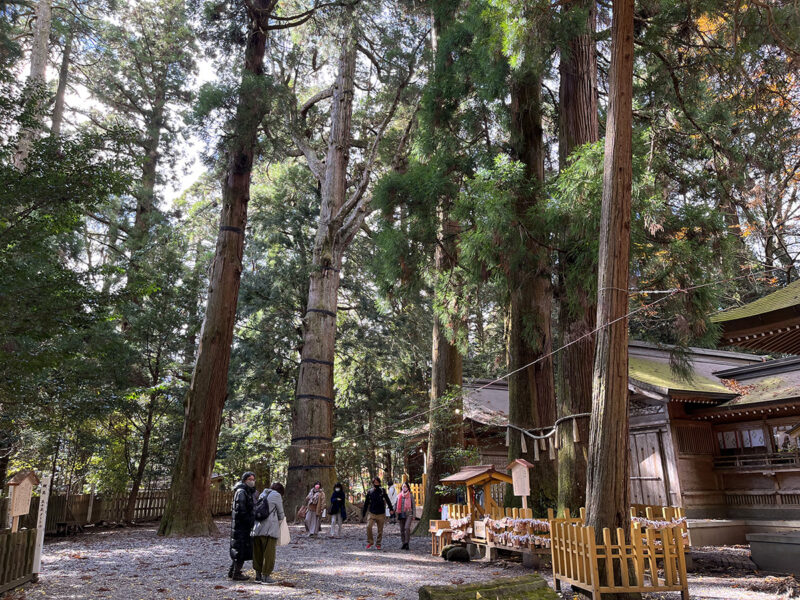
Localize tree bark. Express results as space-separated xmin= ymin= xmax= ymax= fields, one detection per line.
xmin=125 ymin=392 xmax=156 ymax=523
xmin=14 ymin=0 xmax=52 ymax=169
xmin=413 ymin=4 xmax=464 ymax=534
xmin=556 ymin=0 xmax=599 ymax=516
xmin=134 ymin=96 xmax=166 ymax=236
xmin=51 ymin=24 xmax=73 ymax=137
xmin=285 ymin=31 xmax=357 ymax=517
xmin=506 ymin=69 xmax=557 ymax=514
xmin=158 ymin=0 xmax=276 ymax=536
xmin=584 ymin=0 xmax=636 ymax=594
xmin=415 ymin=209 xmax=464 ymax=533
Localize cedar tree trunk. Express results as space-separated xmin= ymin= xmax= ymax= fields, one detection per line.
xmin=285 ymin=33 xmax=356 ymax=517
xmin=285 ymin=12 xmax=418 ymax=515
xmin=507 ymin=69 xmax=556 ymax=513
xmin=125 ymin=392 xmax=156 ymax=523
xmin=584 ymin=0 xmax=637 ymax=593
xmin=158 ymin=1 xmax=276 ymax=536
xmin=14 ymin=0 xmax=52 ymax=168
xmin=415 ymin=209 xmax=464 ymax=533
xmin=556 ymin=0 xmax=599 ymax=516
xmin=51 ymin=24 xmax=73 ymax=137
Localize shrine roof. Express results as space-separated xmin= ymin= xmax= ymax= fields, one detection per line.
xmin=711 ymin=279 xmax=800 ymax=324
xmin=440 ymin=465 xmax=512 ymax=485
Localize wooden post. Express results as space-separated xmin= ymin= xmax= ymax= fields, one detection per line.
xmin=32 ymin=475 xmax=51 ymax=578
xmin=6 ymin=486 xmax=13 ymax=530
xmin=522 ymin=496 xmax=528 ymax=511
xmin=86 ymin=483 xmax=95 ymax=524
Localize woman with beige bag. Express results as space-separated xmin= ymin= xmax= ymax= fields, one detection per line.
xmin=251 ymin=482 xmax=286 ymax=584
xmin=304 ymin=481 xmax=325 ymax=537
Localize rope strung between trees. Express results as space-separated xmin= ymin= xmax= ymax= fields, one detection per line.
xmin=284 ymin=265 xmax=786 ymax=453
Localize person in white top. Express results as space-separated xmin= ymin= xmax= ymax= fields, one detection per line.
xmin=386 ymin=480 xmax=398 ymax=524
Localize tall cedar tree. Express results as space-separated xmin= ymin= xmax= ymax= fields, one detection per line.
xmin=555 ymin=0 xmax=598 ymax=515
xmin=285 ymin=6 xmax=420 ymax=515
xmin=414 ymin=0 xmax=465 ymax=533
xmin=584 ymin=0 xmax=637 ymax=594
xmin=506 ymin=40 xmax=557 ymax=514
xmin=159 ymin=0 xmax=280 ymax=536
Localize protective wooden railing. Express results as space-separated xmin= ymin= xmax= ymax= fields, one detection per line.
xmin=0 ymin=528 xmax=37 ymax=594
xmin=1 ymin=489 xmax=234 ymax=535
xmin=550 ymin=518 xmax=689 ymax=600
xmin=630 ymin=505 xmax=689 ymax=549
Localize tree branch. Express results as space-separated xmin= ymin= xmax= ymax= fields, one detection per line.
xmin=301 ymin=86 xmax=333 ymax=117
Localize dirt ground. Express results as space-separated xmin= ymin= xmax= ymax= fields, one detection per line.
xmin=2 ymin=519 xmax=796 ymax=600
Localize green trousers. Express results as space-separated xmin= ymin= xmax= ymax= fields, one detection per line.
xmin=252 ymin=536 xmax=277 ymax=576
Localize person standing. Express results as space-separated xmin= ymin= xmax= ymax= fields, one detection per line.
xmin=386 ymin=479 xmax=398 ymax=524
xmin=395 ymin=482 xmax=415 ymax=550
xmin=304 ymin=481 xmax=325 ymax=537
xmin=251 ymin=482 xmax=285 ymax=584
xmin=361 ymin=477 xmax=394 ymax=549
xmin=329 ymin=482 xmax=346 ymax=538
xmin=229 ymin=471 xmax=258 ymax=580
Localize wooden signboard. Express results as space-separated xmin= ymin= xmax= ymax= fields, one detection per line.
xmin=506 ymin=459 xmax=534 ymax=510
xmin=7 ymin=471 xmax=40 ymax=532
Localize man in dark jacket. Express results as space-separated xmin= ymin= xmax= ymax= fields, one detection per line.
xmin=361 ymin=477 xmax=394 ymax=549
xmin=228 ymin=471 xmax=257 ymax=580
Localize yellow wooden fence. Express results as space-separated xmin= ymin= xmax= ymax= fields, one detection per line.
xmin=550 ymin=517 xmax=689 ymax=600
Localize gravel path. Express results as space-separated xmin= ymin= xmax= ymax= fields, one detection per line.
xmin=6 ymin=520 xmax=793 ymax=600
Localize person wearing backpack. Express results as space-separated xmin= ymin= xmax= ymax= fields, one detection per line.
xmin=229 ymin=472 xmax=258 ymax=580
xmin=361 ymin=477 xmax=394 ymax=549
xmin=251 ymin=482 xmax=286 ymax=584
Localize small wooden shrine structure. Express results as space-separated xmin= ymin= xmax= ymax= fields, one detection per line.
xmin=440 ymin=465 xmax=512 ymax=520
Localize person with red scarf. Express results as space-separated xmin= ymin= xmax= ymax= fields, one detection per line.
xmin=395 ymin=482 xmax=416 ymax=550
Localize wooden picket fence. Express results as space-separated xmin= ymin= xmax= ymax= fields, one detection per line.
xmin=0 ymin=528 xmax=37 ymax=594
xmin=631 ymin=504 xmax=690 ymax=549
xmin=391 ymin=482 xmax=425 ymax=508
xmin=0 ymin=489 xmax=234 ymax=536
xmin=550 ymin=517 xmax=689 ymax=600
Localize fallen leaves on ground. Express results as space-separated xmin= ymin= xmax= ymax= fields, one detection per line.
xmin=748 ymin=575 xmax=800 ymax=598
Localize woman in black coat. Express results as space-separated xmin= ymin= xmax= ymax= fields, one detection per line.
xmin=229 ymin=471 xmax=258 ymax=580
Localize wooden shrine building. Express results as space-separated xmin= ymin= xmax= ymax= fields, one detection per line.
xmin=405 ymin=282 xmax=800 ymax=542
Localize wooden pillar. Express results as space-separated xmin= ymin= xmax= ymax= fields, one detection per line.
xmin=86 ymin=483 xmax=96 ymax=523
xmin=32 ymin=475 xmax=51 ymax=579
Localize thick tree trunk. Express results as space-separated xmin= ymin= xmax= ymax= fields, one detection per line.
xmin=125 ymin=393 xmax=156 ymax=523
xmin=507 ymin=70 xmax=557 ymax=513
xmin=584 ymin=0 xmax=637 ymax=594
xmin=14 ymin=0 xmax=52 ymax=168
xmin=134 ymin=98 xmax=165 ymax=236
xmin=556 ymin=0 xmax=599 ymax=516
xmin=414 ymin=211 xmax=464 ymax=534
xmin=413 ymin=5 xmax=463 ymax=535
xmin=158 ymin=4 xmax=273 ymax=536
xmin=0 ymin=448 xmax=9 ymax=488
xmin=285 ymin=32 xmax=356 ymax=517
xmin=51 ymin=25 xmax=73 ymax=137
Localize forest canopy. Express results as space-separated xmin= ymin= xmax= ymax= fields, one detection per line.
xmin=1 ymin=0 xmax=798 ymax=529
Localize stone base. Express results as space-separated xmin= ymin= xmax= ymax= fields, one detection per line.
xmin=419 ymin=574 xmax=557 ymax=600
xmin=746 ymin=532 xmax=800 ymax=574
